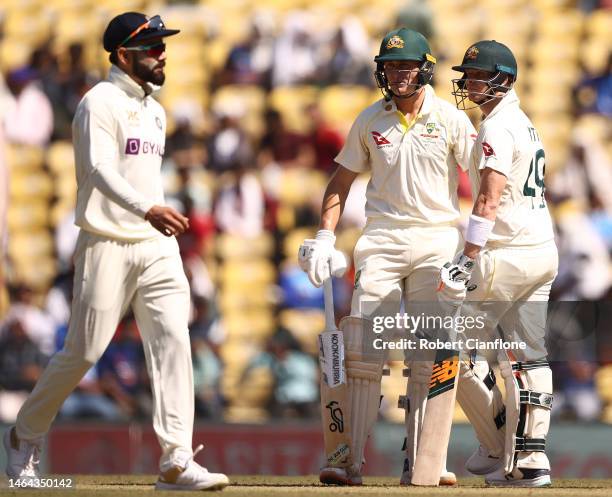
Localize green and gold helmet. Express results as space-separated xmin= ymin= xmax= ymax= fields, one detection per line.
xmin=374 ymin=28 xmax=436 ymax=101
xmin=451 ymin=40 xmax=517 ymax=110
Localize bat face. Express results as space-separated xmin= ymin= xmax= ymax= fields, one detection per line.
xmin=428 ymin=350 xmax=459 ymax=399
xmin=411 ymin=348 xmax=460 ymax=486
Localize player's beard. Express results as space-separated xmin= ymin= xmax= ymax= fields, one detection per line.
xmin=132 ymin=57 xmax=165 ymax=86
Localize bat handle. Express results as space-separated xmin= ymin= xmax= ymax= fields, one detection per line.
xmin=323 ymin=277 xmax=335 ymax=330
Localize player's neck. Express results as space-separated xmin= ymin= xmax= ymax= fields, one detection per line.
xmin=480 ymin=92 xmax=505 ymax=117
xmin=394 ymin=88 xmax=426 ymax=120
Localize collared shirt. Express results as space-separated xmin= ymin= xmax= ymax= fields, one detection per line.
xmin=470 ymin=89 xmax=555 ymax=246
xmin=335 ymin=85 xmax=475 ymax=225
xmin=72 ymin=65 xmax=167 ymax=241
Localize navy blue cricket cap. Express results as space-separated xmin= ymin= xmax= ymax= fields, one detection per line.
xmin=103 ymin=12 xmax=180 ymax=52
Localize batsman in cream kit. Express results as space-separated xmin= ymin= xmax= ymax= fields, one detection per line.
xmin=299 ymin=27 xmax=476 ymax=487
xmin=3 ymin=12 xmax=228 ymax=491
xmin=439 ymin=40 xmax=558 ymax=487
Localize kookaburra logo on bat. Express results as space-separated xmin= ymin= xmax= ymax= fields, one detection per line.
xmin=326 ymin=401 xmax=344 ymax=432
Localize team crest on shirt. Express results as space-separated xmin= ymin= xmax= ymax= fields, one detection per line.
xmin=482 ymin=141 xmax=496 ymax=158
xmin=155 ymin=116 xmax=163 ymax=130
xmin=420 ymin=121 xmax=440 ymax=139
xmin=371 ymin=131 xmax=392 ymax=148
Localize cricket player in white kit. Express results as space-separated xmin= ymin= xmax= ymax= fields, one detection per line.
xmin=298 ymin=28 xmax=475 ymax=486
xmin=440 ymin=40 xmax=558 ymax=487
xmin=3 ymin=12 xmax=229 ymax=491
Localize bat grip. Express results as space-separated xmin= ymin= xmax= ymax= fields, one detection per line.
xmin=323 ymin=277 xmax=335 ymax=330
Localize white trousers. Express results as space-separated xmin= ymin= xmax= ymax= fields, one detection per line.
xmin=351 ymin=221 xmax=462 ymax=315
xmin=16 ymin=230 xmax=194 ymax=470
xmin=462 ymin=240 xmax=559 ymax=361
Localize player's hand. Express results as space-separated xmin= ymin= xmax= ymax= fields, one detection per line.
xmin=145 ymin=205 xmax=189 ymax=237
xmin=437 ymin=253 xmax=475 ymax=300
xmin=298 ymin=230 xmax=347 ymax=287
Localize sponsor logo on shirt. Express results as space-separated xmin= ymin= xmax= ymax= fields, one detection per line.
xmin=125 ymin=138 xmax=164 ymax=156
xmin=482 ymin=141 xmax=496 ymax=158
xmin=371 ymin=131 xmax=392 ymax=148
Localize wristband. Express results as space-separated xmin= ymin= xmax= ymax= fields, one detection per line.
xmin=315 ymin=229 xmax=336 ymax=243
xmin=465 ymin=214 xmax=494 ymax=247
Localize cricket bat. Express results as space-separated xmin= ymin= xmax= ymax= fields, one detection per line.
xmin=319 ymin=277 xmax=353 ymax=468
xmin=410 ymin=347 xmax=460 ymax=486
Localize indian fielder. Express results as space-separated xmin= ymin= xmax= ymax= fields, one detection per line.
xmin=2 ymin=12 xmax=229 ymax=491
xmin=298 ymin=28 xmax=475 ymax=485
xmin=439 ymin=40 xmax=558 ymax=487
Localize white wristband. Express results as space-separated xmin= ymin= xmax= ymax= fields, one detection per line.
xmin=465 ymin=214 xmax=495 ymax=247
xmin=315 ymin=229 xmax=336 ymax=243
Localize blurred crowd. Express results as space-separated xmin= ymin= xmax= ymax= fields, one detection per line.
xmin=0 ymin=0 xmax=611 ymax=425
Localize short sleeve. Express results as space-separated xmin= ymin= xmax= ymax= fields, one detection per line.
xmin=476 ymin=125 xmax=514 ymax=177
xmin=451 ymin=110 xmax=477 ymax=172
xmin=334 ymin=113 xmax=370 ymax=173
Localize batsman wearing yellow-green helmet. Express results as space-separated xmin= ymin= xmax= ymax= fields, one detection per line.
xmin=298 ymin=27 xmax=477 ymax=487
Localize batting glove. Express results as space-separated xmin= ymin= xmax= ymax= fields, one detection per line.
xmin=438 ymin=253 xmax=475 ymax=300
xmin=298 ymin=230 xmax=347 ymax=287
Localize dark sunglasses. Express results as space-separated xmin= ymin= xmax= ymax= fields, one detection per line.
xmin=124 ymin=42 xmax=166 ymax=58
xmin=118 ymin=15 xmax=164 ymax=48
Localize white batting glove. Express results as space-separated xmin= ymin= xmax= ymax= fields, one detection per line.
xmin=298 ymin=230 xmax=347 ymax=287
xmin=437 ymin=253 xmax=475 ymax=301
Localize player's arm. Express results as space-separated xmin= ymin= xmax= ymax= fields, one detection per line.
xmin=320 ymin=165 xmax=359 ymax=232
xmin=75 ymin=98 xmax=188 ymax=236
xmin=463 ymin=167 xmax=507 ymax=259
xmin=297 ymin=165 xmax=355 ymax=287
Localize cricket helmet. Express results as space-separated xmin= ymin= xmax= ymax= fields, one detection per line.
xmin=374 ymin=28 xmax=436 ymax=101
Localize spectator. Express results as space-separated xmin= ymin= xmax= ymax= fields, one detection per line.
xmin=319 ymin=18 xmax=372 ymax=86
xmin=97 ymin=316 xmax=151 ymax=419
xmin=215 ymin=15 xmax=275 ymax=88
xmin=549 ymin=130 xmax=612 ymax=216
xmin=2 ymin=285 xmax=56 ymax=356
xmin=304 ymin=103 xmax=344 ymax=173
xmin=0 ymin=317 xmax=48 ymax=422
xmin=214 ymin=164 xmax=264 ymax=238
xmin=271 ymin=12 xmax=319 ymax=87
xmin=574 ymin=51 xmax=612 ymax=117
xmin=242 ymin=328 xmax=318 ymax=418
xmin=257 ymin=109 xmax=314 ymax=169
xmin=192 ymin=335 xmax=223 ymax=419
xmin=3 ymin=67 xmax=53 ymax=146
xmin=206 ymin=112 xmax=253 ymax=173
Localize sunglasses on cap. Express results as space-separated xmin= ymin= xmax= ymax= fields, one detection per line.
xmin=118 ymin=15 xmax=164 ymax=48
xmin=124 ymin=42 xmax=166 ymax=58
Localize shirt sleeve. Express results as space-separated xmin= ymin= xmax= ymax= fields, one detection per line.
xmin=451 ymin=110 xmax=477 ymax=172
xmin=74 ymin=97 xmax=155 ymax=218
xmin=334 ymin=112 xmax=370 ymax=173
xmin=476 ymin=124 xmax=514 ymax=177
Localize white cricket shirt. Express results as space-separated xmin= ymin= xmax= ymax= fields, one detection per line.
xmin=335 ymin=85 xmax=475 ymax=226
xmin=72 ymin=65 xmax=167 ymax=241
xmin=469 ymin=90 xmax=555 ymax=247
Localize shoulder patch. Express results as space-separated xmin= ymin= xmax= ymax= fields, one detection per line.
xmin=482 ymin=141 xmax=496 ymax=158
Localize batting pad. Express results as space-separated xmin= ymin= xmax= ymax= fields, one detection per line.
xmin=457 ymin=356 xmax=506 ymax=458
xmin=499 ymin=352 xmax=553 ymax=474
xmin=341 ymin=317 xmax=384 ymax=474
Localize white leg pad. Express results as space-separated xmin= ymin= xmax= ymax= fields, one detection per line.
xmin=498 ymin=352 xmax=553 ymax=473
xmin=402 ymin=357 xmax=434 ymax=477
xmin=456 ymin=355 xmax=505 ymax=457
xmin=341 ymin=317 xmax=384 ymax=474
